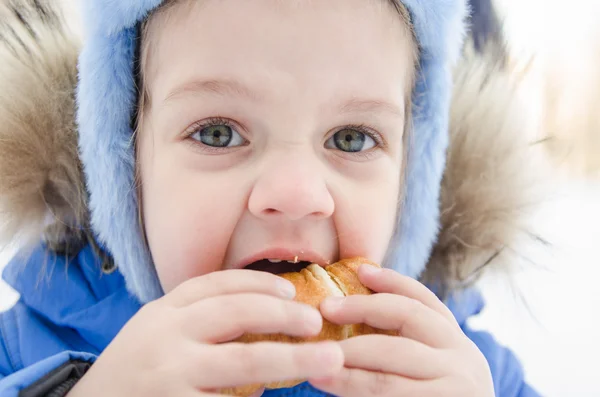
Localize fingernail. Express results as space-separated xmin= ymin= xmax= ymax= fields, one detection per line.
xmin=322 ymin=297 xmax=345 ymax=312
xmin=277 ymin=279 xmax=296 ymax=299
xmin=360 ymin=264 xmax=382 ymax=275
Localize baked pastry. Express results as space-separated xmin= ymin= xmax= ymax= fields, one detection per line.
xmin=220 ymin=257 xmax=396 ymax=396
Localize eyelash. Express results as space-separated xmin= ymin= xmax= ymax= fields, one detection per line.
xmin=335 ymin=124 xmax=386 ymax=147
xmin=184 ymin=117 xmax=238 ymax=137
xmin=183 ymin=117 xmax=247 ymax=153
xmin=182 ymin=118 xmax=386 ymax=155
xmin=327 ymin=124 xmax=387 ymax=162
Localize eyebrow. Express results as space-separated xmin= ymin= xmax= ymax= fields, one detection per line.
xmin=163 ymin=79 xmax=263 ymax=103
xmin=163 ymin=78 xmax=404 ymax=119
xmin=339 ymin=97 xmax=404 ymax=118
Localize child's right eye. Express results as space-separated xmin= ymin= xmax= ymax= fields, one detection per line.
xmin=188 ymin=118 xmax=246 ymax=148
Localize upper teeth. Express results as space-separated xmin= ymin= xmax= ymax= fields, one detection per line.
xmin=267 ymin=258 xmax=301 ymax=264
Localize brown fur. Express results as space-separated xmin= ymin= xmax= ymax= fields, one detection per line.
xmin=0 ymin=0 xmax=88 ymax=256
xmin=421 ymin=40 xmax=551 ymax=296
xmin=0 ymin=0 xmax=550 ymax=291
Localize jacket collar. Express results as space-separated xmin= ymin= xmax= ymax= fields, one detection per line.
xmin=2 ymin=243 xmax=142 ymax=353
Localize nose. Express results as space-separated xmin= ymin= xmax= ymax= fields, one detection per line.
xmin=248 ymin=153 xmax=334 ymax=221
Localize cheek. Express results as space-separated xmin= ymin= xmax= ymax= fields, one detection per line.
xmin=334 ymin=164 xmax=401 ymax=264
xmin=139 ymin=143 xmax=246 ymax=293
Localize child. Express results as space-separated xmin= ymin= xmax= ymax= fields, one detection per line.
xmin=0 ymin=0 xmax=542 ymax=396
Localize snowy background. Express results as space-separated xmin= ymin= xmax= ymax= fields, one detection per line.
xmin=1 ymin=0 xmax=600 ymax=396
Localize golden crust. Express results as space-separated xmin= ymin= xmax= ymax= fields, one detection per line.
xmin=218 ymin=384 xmax=264 ymax=397
xmin=325 ymin=257 xmax=378 ymax=297
xmin=222 ymin=257 xmax=393 ymax=396
xmin=234 ymin=266 xmax=344 ymax=345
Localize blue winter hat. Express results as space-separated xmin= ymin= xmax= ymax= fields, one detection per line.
xmin=76 ymin=0 xmax=468 ymax=304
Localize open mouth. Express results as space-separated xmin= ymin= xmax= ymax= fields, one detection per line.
xmin=244 ymin=259 xmax=314 ymax=274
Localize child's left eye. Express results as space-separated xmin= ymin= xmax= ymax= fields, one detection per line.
xmin=188 ymin=120 xmax=245 ymax=148
xmin=325 ymin=128 xmax=376 ymax=153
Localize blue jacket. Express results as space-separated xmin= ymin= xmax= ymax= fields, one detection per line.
xmin=0 ymin=244 xmax=540 ymax=396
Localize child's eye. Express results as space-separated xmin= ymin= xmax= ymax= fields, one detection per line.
xmin=325 ymin=128 xmax=377 ymax=152
xmin=189 ymin=120 xmax=245 ymax=148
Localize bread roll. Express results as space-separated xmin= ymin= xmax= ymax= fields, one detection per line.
xmin=219 ymin=257 xmax=396 ymax=396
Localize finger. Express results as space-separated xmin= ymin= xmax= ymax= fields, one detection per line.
xmin=185 ymin=293 xmax=323 ymax=343
xmin=339 ymin=335 xmax=449 ymax=379
xmin=357 ymin=265 xmax=459 ymax=327
xmin=309 ymin=367 xmax=438 ymax=397
xmin=191 ymin=341 xmax=344 ymax=390
xmin=320 ymin=294 xmax=461 ymax=348
xmin=165 ymin=270 xmax=297 ymax=307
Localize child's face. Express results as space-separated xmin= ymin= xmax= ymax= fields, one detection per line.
xmin=138 ymin=0 xmax=415 ymax=292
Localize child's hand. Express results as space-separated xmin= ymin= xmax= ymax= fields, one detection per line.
xmin=310 ymin=265 xmax=495 ymax=397
xmin=67 ymin=270 xmax=344 ymax=397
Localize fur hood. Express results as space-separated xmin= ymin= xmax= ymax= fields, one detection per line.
xmin=0 ymin=0 xmax=549 ymax=297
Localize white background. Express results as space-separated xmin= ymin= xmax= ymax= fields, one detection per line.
xmin=1 ymin=1 xmax=600 ymax=396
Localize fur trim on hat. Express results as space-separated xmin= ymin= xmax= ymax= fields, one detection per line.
xmin=0 ymin=0 xmax=549 ymax=303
